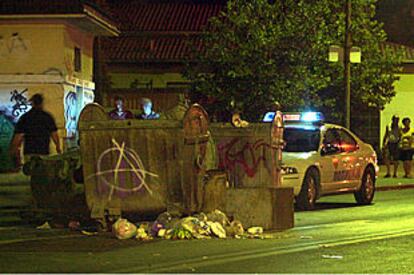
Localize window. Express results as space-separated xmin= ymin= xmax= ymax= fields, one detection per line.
xmin=323 ymin=129 xmax=340 ymax=146
xmin=322 ymin=128 xmax=341 ymax=155
xmin=338 ymin=129 xmax=358 ymax=152
xmin=74 ymin=47 xmax=81 ymax=72
xmin=283 ymin=128 xmax=320 ymax=152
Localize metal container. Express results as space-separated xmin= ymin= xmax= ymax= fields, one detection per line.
xmin=22 ymin=149 xmax=81 ymax=219
xmin=210 ymin=111 xmax=283 ymax=188
xmin=78 ymin=104 xmax=213 ymax=221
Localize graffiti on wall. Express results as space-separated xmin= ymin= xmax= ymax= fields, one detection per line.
xmin=83 ymin=90 xmax=95 ymax=106
xmin=64 ymin=91 xmax=78 ymax=138
xmin=0 ymin=33 xmax=28 ymax=58
xmin=91 ymin=139 xmax=158 ymax=200
xmin=217 ymin=138 xmax=274 ymax=178
xmin=10 ymin=89 xmax=31 ymax=118
xmin=0 ymin=88 xmax=31 ymax=124
xmin=64 ymin=89 xmax=95 ymax=138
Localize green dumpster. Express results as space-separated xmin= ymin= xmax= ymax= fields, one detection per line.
xmin=0 ymin=115 xmax=17 ymax=172
xmin=22 ymin=149 xmax=83 ymax=221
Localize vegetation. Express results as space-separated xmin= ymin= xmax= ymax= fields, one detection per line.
xmin=185 ymin=0 xmax=403 ymax=123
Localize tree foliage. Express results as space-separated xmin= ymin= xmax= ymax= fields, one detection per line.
xmin=184 ymin=0 xmax=403 ymax=123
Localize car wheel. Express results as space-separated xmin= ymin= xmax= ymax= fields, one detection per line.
xmin=297 ymin=168 xmax=319 ymax=210
xmin=354 ymin=167 xmax=375 ymax=205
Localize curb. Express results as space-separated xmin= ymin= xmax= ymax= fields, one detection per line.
xmin=377 ymin=184 xmax=414 ymax=191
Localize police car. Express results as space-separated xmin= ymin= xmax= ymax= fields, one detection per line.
xmin=264 ymin=112 xmax=378 ymax=210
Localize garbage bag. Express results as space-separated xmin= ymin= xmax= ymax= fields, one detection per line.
xmin=194 ymin=212 xmax=208 ymax=222
xmin=207 ymin=209 xmax=229 ymax=226
xmin=155 ymin=212 xmax=173 ymax=228
xmin=136 ymin=222 xmax=150 ymax=232
xmin=136 ymin=228 xmax=152 ymax=241
xmin=247 ymin=226 xmax=263 ymax=235
xmin=180 ymin=217 xmax=201 ymax=235
xmin=225 ymin=220 xmax=244 ymax=237
xmin=170 ymin=227 xmax=193 ymax=240
xmin=112 ymin=218 xmax=137 ymax=240
xmin=151 ymin=221 xmax=165 ymax=237
xmin=158 ymin=228 xmax=167 ymax=238
xmin=208 ymin=221 xmax=226 ymax=239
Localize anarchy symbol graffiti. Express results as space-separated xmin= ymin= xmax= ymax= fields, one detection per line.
xmin=93 ymin=139 xmax=159 ymax=200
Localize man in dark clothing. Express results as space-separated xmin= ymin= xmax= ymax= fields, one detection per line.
xmin=10 ymin=93 xmax=61 ymax=162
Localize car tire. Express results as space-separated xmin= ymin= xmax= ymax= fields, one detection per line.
xmin=354 ymin=167 xmax=375 ymax=205
xmin=297 ymin=168 xmax=319 ymax=210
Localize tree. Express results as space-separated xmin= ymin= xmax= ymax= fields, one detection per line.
xmin=184 ymin=0 xmax=403 ymax=123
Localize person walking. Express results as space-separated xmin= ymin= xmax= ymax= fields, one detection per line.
xmin=399 ymin=117 xmax=414 ymax=178
xmin=10 ymin=93 xmax=61 ymax=162
xmin=382 ymin=115 xmax=401 ymax=177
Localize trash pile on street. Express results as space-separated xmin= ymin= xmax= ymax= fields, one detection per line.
xmin=112 ymin=209 xmax=264 ymax=241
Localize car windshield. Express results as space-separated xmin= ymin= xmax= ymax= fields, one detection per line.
xmin=283 ymin=127 xmax=321 ymax=152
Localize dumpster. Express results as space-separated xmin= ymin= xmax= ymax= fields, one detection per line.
xmin=209 ymin=111 xmax=293 ymax=230
xmin=78 ymin=103 xmax=216 ymax=225
xmin=78 ymin=103 xmax=293 ymax=230
xmin=0 ymin=114 xmax=18 ymax=172
xmin=22 ymin=148 xmax=83 ymax=221
xmin=210 ymin=114 xmax=283 ymax=188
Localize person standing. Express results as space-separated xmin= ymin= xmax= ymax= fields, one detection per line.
xmin=137 ymin=98 xmax=160 ymax=120
xmin=399 ymin=117 xmax=414 ymax=178
xmin=10 ymin=94 xmax=61 ymax=162
xmin=382 ymin=115 xmax=401 ymax=178
xmin=108 ymin=96 xmax=134 ymax=120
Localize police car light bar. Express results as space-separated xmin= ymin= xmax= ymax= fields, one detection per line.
xmin=301 ymin=112 xmax=324 ymax=122
xmin=263 ymin=112 xmax=276 ymax=122
xmin=262 ymin=112 xmax=324 ymax=123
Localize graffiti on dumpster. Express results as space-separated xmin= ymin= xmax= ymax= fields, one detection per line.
xmin=217 ymin=138 xmax=274 ymax=177
xmin=92 ymin=139 xmax=159 ymax=199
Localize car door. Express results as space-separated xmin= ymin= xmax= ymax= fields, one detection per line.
xmin=319 ymin=127 xmax=344 ymax=193
xmin=337 ymin=128 xmax=362 ymax=188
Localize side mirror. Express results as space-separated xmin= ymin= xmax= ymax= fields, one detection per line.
xmin=321 ymin=143 xmax=341 ymax=156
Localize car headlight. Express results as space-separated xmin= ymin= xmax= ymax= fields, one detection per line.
xmin=282 ymin=166 xmax=298 ymax=175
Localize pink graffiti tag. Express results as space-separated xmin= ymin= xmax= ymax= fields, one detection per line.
xmin=217 ymin=138 xmax=275 ymax=177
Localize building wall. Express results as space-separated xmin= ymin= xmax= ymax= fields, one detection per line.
xmin=0 ymin=21 xmax=97 ymax=157
xmin=0 ymin=24 xmax=65 ymax=74
xmin=63 ymin=25 xmax=94 ymax=82
xmin=110 ymin=72 xmax=187 ymax=89
xmin=380 ymin=73 xmax=414 ymax=148
xmin=0 ymin=83 xmax=64 ymax=154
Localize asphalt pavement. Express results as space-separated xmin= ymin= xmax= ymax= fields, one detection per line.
xmin=0 ymin=189 xmax=413 ymax=273
xmin=0 ymin=164 xmax=414 ymax=227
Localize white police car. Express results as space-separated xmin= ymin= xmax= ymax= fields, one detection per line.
xmin=265 ymin=112 xmax=378 ymax=210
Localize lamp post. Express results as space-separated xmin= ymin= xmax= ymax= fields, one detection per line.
xmin=329 ymin=0 xmax=360 ymax=129
xmin=344 ymin=0 xmax=351 ymax=129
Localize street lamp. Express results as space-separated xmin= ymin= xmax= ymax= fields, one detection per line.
xmin=328 ymin=0 xmax=361 ymax=129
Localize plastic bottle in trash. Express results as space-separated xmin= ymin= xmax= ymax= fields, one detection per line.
xmin=247 ymin=226 xmax=263 ymax=235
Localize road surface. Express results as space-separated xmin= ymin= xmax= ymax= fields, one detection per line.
xmin=1 ymin=189 xmax=414 ymax=273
